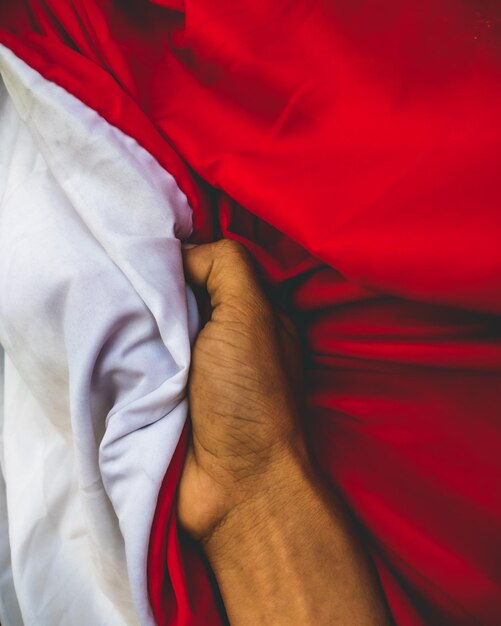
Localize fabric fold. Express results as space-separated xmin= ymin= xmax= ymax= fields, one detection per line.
xmin=0 ymin=46 xmax=198 ymax=626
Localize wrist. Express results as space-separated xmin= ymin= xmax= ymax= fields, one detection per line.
xmin=203 ymin=443 xmax=314 ymax=564
xmin=199 ymin=442 xmax=392 ymax=626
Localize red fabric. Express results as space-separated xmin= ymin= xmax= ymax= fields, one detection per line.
xmin=1 ymin=2 xmax=500 ymax=625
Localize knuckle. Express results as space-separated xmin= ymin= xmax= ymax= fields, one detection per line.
xmin=216 ymin=239 xmax=247 ymax=262
xmin=212 ymin=239 xmax=254 ymax=284
xmin=210 ymin=240 xmax=273 ymax=322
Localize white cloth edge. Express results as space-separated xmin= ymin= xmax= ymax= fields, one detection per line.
xmin=0 ymin=45 xmax=198 ymax=625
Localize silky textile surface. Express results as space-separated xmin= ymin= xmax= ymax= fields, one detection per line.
xmin=0 ymin=47 xmax=198 ymax=625
xmin=0 ymin=2 xmax=500 ymax=626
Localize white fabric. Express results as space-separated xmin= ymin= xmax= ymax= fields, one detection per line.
xmin=0 ymin=348 xmax=23 ymax=626
xmin=0 ymin=46 xmax=198 ymax=626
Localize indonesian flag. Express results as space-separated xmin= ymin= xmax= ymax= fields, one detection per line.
xmin=0 ymin=2 xmax=500 ymax=626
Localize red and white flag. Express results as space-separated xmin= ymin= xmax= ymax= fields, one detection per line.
xmin=0 ymin=2 xmax=500 ymax=625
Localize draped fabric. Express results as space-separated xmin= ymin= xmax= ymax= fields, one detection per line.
xmin=0 ymin=46 xmax=197 ymax=625
xmin=0 ymin=2 xmax=500 ymax=625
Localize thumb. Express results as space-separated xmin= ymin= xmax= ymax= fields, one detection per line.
xmin=182 ymin=239 xmax=264 ymax=309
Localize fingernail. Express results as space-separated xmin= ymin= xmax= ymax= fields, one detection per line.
xmin=182 ymin=243 xmax=198 ymax=249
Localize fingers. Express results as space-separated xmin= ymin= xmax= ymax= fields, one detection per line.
xmin=182 ymin=240 xmax=265 ymax=309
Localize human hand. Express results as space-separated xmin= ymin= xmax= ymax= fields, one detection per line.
xmin=178 ymin=239 xmax=305 ymax=542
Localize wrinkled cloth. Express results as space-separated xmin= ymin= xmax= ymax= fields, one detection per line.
xmin=0 ymin=47 xmax=197 ymax=626
xmin=0 ymin=2 xmax=500 ymax=626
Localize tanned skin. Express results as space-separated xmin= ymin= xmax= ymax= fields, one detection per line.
xmin=178 ymin=240 xmax=392 ymax=626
